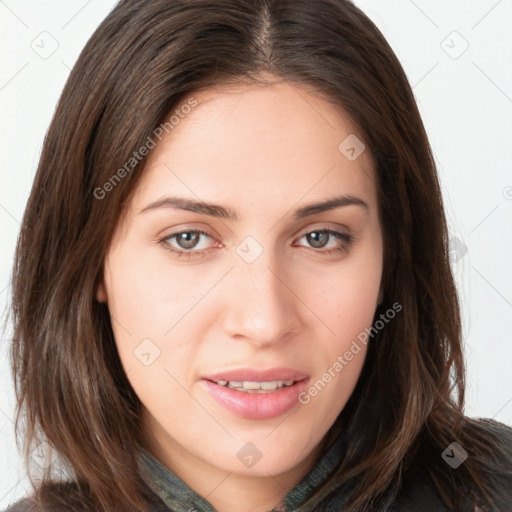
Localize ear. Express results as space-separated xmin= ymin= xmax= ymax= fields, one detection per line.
xmin=96 ymin=278 xmax=108 ymax=303
xmin=377 ymin=287 xmax=383 ymax=306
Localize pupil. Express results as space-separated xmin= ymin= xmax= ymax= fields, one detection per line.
xmin=178 ymin=232 xmax=198 ymax=249
xmin=308 ymin=231 xmax=328 ymax=248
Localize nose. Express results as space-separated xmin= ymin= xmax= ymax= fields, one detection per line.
xmin=220 ymin=252 xmax=303 ymax=348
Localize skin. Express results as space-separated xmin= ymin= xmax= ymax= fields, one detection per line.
xmin=97 ymin=77 xmax=383 ymax=512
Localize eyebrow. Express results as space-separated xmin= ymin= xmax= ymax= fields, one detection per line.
xmin=139 ymin=194 xmax=369 ymax=220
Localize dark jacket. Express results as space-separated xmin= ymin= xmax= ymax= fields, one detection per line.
xmin=4 ymin=420 xmax=512 ymax=511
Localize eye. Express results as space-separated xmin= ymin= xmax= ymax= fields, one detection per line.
xmin=158 ymin=229 xmax=217 ymax=258
xmin=158 ymin=227 xmax=355 ymax=259
xmin=295 ymin=229 xmax=355 ymax=254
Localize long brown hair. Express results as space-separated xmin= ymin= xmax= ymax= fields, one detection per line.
xmin=7 ymin=0 xmax=511 ymax=510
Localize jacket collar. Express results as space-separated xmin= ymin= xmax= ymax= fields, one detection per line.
xmin=138 ymin=432 xmax=346 ymax=511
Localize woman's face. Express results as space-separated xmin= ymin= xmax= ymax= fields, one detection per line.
xmin=98 ymin=79 xmax=383 ymax=487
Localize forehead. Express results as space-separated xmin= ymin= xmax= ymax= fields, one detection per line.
xmin=129 ymin=80 xmax=377 ymax=215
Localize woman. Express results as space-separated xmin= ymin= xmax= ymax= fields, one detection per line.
xmin=4 ymin=0 xmax=512 ymax=511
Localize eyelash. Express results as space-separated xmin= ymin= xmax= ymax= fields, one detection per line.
xmin=157 ymin=228 xmax=356 ymax=259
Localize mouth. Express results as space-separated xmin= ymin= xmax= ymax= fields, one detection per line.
xmin=207 ymin=379 xmax=298 ymax=393
xmin=202 ymin=366 xmax=309 ymax=385
xmin=200 ymin=368 xmax=310 ymax=419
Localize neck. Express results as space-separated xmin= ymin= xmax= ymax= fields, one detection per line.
xmin=141 ymin=415 xmax=325 ymax=512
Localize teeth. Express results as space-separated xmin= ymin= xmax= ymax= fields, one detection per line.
xmin=215 ymin=380 xmax=295 ymax=392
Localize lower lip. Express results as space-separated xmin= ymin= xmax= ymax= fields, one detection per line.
xmin=201 ymin=379 xmax=310 ymax=420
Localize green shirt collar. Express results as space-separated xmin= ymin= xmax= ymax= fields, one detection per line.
xmin=138 ymin=433 xmax=346 ymax=512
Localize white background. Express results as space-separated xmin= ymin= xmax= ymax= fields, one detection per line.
xmin=1 ymin=0 xmax=511 ymax=507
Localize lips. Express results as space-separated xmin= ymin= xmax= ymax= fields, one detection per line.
xmin=202 ymin=366 xmax=310 ymax=383
xmin=201 ymin=377 xmax=310 ymax=419
xmin=201 ymin=366 xmax=311 ymax=419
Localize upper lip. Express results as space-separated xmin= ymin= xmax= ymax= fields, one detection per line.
xmin=203 ymin=367 xmax=310 ymax=383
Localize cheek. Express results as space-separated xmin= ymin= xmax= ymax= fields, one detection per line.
xmin=300 ymin=277 xmax=377 ymax=420
xmin=103 ymin=244 xmax=207 ymax=340
xmin=106 ymin=275 xmax=199 ymax=428
xmin=330 ymin=282 xmax=379 ymax=343
xmin=103 ymin=245 xmax=209 ymax=399
xmin=313 ymin=257 xmax=381 ymax=340
xmin=303 ymin=244 xmax=381 ymax=407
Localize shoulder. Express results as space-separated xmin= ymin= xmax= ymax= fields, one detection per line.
xmin=389 ymin=462 xmax=455 ymax=512
xmin=473 ymin=416 xmax=512 ymax=443
xmin=461 ymin=417 xmax=512 ymax=474
xmin=464 ymin=417 xmax=512 ymax=506
xmin=465 ymin=416 xmax=512 ymax=438
xmin=2 ymin=498 xmax=35 ymax=512
xmin=393 ymin=418 xmax=512 ymax=511
xmin=1 ymin=480 xmax=168 ymax=512
xmin=1 ymin=481 xmax=92 ymax=512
